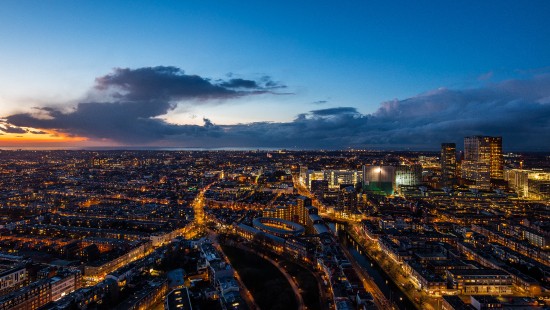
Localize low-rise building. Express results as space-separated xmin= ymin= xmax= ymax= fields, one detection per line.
xmin=446 ymin=269 xmax=512 ymax=295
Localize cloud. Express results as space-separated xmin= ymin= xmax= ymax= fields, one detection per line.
xmin=3 ymin=67 xmax=550 ymax=150
xmin=219 ymin=78 xmax=260 ymax=89
xmin=92 ymin=66 xmax=283 ymax=102
xmin=0 ymin=124 xmax=27 ymax=134
xmin=309 ymin=107 xmax=359 ymax=117
xmin=5 ymin=66 xmax=285 ymax=144
xmin=477 ymin=71 xmax=494 ymax=81
xmin=312 ymin=100 xmax=328 ymax=105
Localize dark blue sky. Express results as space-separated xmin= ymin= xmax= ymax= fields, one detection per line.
xmin=1 ymin=1 xmax=549 ymax=149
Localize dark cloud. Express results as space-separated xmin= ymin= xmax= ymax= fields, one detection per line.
xmin=5 ymin=66 xmax=285 ymax=144
xmin=3 ymin=68 xmax=550 ymax=150
xmin=93 ymin=66 xmax=280 ymax=102
xmin=30 ymin=130 xmax=47 ymax=134
xmin=0 ymin=125 xmax=27 ymax=134
xmin=260 ymin=76 xmax=287 ymax=89
xmin=312 ymin=100 xmax=328 ymax=105
xmin=219 ymin=78 xmax=259 ymax=89
xmin=217 ymin=77 xmax=286 ymax=90
xmin=165 ymin=74 xmax=550 ymax=150
xmin=309 ymin=107 xmax=359 ymax=116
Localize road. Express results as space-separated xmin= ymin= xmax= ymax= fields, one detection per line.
xmin=192 ymin=183 xmax=213 ymax=226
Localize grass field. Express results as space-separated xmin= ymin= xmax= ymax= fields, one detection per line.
xmin=279 ymin=259 xmax=322 ymax=310
xmin=221 ymin=244 xmax=298 ymax=310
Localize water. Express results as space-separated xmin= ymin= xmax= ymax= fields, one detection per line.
xmin=339 ymin=230 xmax=417 ymax=310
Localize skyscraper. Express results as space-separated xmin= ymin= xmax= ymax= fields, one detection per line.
xmin=440 ymin=143 xmax=457 ymax=188
xmin=462 ymin=136 xmax=503 ymax=190
xmin=488 ymin=137 xmax=503 ymax=179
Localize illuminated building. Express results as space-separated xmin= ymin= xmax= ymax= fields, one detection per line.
xmin=505 ymin=169 xmax=530 ymax=197
xmin=165 ymin=288 xmax=192 ymax=310
xmin=462 ymin=136 xmax=503 ymax=190
xmin=0 ymin=279 xmax=51 ymax=310
xmin=299 ymin=165 xmax=308 ymax=182
xmin=310 ymin=180 xmax=328 ymax=198
xmin=362 ymin=165 xmax=395 ymax=194
xmin=440 ymin=143 xmax=456 ymax=188
xmin=0 ymin=263 xmax=27 ymax=296
xmin=323 ymin=170 xmax=362 ymax=190
xmin=252 ymin=217 xmax=305 ymax=238
xmin=506 ymin=169 xmax=550 ymax=199
xmin=262 ymin=196 xmax=312 ymax=226
xmin=295 ymin=195 xmax=312 ymax=225
xmin=50 ymin=270 xmax=83 ymax=302
xmin=395 ymin=164 xmax=422 ymax=188
xmin=489 ymin=137 xmax=504 ymax=179
xmin=305 ymin=170 xmax=324 ymax=189
xmin=337 ymin=186 xmax=357 ymax=214
xmin=305 ymin=169 xmax=362 ymax=190
xmin=446 ymin=269 xmax=512 ymax=295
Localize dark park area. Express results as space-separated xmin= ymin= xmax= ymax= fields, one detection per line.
xmin=221 ymin=244 xmax=298 ymax=310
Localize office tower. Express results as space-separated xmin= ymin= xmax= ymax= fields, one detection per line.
xmin=462 ymin=136 xmax=503 ymax=190
xmin=488 ymin=137 xmax=503 ymax=179
xmin=440 ymin=143 xmax=457 ymax=188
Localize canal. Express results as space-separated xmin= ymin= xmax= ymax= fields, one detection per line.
xmin=337 ymin=226 xmax=418 ymax=310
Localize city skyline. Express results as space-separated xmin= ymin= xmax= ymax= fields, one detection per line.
xmin=1 ymin=1 xmax=550 ymax=150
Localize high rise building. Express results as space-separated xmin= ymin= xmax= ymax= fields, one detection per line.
xmin=337 ymin=186 xmax=357 ymax=215
xmin=293 ymin=196 xmax=312 ymax=225
xmin=440 ymin=143 xmax=457 ymax=188
xmin=489 ymin=137 xmax=503 ymax=179
xmin=462 ymin=136 xmax=503 ymax=190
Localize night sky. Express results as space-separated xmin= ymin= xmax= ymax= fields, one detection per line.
xmin=1 ymin=1 xmax=549 ymax=150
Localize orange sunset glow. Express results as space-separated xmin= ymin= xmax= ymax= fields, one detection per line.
xmin=0 ymin=129 xmax=87 ymax=146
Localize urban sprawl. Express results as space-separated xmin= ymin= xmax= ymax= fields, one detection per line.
xmin=0 ymin=136 xmax=549 ymax=310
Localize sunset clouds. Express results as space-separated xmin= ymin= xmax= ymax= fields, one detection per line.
xmin=4 ymin=67 xmax=550 ymax=150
